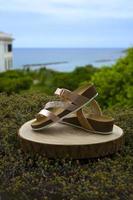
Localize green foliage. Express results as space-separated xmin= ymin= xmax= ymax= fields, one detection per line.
xmin=0 ymin=65 xmax=98 ymax=95
xmin=31 ymin=65 xmax=98 ymax=94
xmin=0 ymin=48 xmax=133 ymax=199
xmin=91 ymin=48 xmax=133 ymax=108
xmin=1 ymin=48 xmax=133 ymax=108
xmin=0 ymin=70 xmax=32 ymax=94
xmin=0 ymin=93 xmax=133 ymax=200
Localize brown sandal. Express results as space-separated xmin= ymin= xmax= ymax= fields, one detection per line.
xmin=31 ymin=84 xmax=98 ymax=130
xmin=61 ymin=99 xmax=114 ymax=134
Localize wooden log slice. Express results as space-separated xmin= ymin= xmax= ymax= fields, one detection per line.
xmin=18 ymin=120 xmax=124 ymax=159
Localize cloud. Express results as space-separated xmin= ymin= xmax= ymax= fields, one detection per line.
xmin=0 ymin=0 xmax=133 ymax=19
xmin=0 ymin=0 xmax=133 ymax=47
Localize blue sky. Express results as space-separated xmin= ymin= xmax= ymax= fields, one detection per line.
xmin=0 ymin=0 xmax=133 ymax=48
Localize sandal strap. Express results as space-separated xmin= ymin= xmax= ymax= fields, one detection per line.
xmin=45 ymin=101 xmax=67 ymax=109
xmin=77 ymin=109 xmax=94 ymax=130
xmin=76 ymin=100 xmax=102 ymax=130
xmin=36 ymin=100 xmax=78 ymax=123
xmin=36 ymin=108 xmax=60 ymax=122
xmin=54 ymin=88 xmax=90 ymax=107
xmin=45 ymin=101 xmax=78 ymax=111
xmin=89 ymin=100 xmax=102 ymax=116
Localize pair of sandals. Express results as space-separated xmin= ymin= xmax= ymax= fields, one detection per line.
xmin=31 ymin=84 xmax=114 ymax=134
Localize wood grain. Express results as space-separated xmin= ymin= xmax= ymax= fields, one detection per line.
xmin=18 ymin=120 xmax=124 ymax=159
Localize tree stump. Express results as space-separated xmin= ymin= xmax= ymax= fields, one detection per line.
xmin=18 ymin=120 xmax=124 ymax=159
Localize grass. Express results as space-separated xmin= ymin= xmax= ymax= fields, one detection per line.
xmin=0 ymin=93 xmax=133 ymax=200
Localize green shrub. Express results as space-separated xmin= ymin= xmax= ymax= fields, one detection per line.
xmin=0 ymin=93 xmax=133 ymax=200
xmin=33 ymin=65 xmax=98 ymax=94
xmin=91 ymin=48 xmax=133 ymax=108
xmin=0 ymin=65 xmax=98 ymax=95
xmin=0 ymin=70 xmax=32 ymax=94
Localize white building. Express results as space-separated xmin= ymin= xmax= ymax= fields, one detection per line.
xmin=0 ymin=32 xmax=14 ymax=71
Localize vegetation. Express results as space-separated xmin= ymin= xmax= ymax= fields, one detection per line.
xmin=0 ymin=48 xmax=133 ymax=108
xmin=0 ymin=93 xmax=133 ymax=200
xmin=91 ymin=48 xmax=133 ymax=108
xmin=0 ymin=48 xmax=133 ymax=199
xmin=0 ymin=64 xmax=98 ymax=95
xmin=0 ymin=70 xmax=32 ymax=94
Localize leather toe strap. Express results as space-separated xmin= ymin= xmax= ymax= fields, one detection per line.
xmin=36 ymin=108 xmax=60 ymax=122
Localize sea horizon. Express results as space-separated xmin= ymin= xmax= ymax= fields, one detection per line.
xmin=13 ymin=47 xmax=125 ymax=72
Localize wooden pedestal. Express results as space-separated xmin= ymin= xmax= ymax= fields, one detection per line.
xmin=18 ymin=120 xmax=124 ymax=159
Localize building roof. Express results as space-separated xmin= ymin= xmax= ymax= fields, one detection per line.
xmin=0 ymin=32 xmax=13 ymax=41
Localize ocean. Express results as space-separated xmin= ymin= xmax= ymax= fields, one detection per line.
xmin=13 ymin=48 xmax=125 ymax=72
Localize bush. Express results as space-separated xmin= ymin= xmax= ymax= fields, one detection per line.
xmin=91 ymin=48 xmax=133 ymax=108
xmin=0 ymin=93 xmax=133 ymax=200
xmin=0 ymin=48 xmax=133 ymax=199
xmin=0 ymin=65 xmax=98 ymax=95
xmin=33 ymin=65 xmax=98 ymax=94
xmin=0 ymin=70 xmax=32 ymax=94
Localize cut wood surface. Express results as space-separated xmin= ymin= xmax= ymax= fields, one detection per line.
xmin=18 ymin=120 xmax=124 ymax=159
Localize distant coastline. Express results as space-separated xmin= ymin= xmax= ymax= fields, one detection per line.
xmin=13 ymin=48 xmax=125 ymax=71
xmin=95 ymin=59 xmax=115 ymax=63
xmin=23 ymin=61 xmax=68 ymax=69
